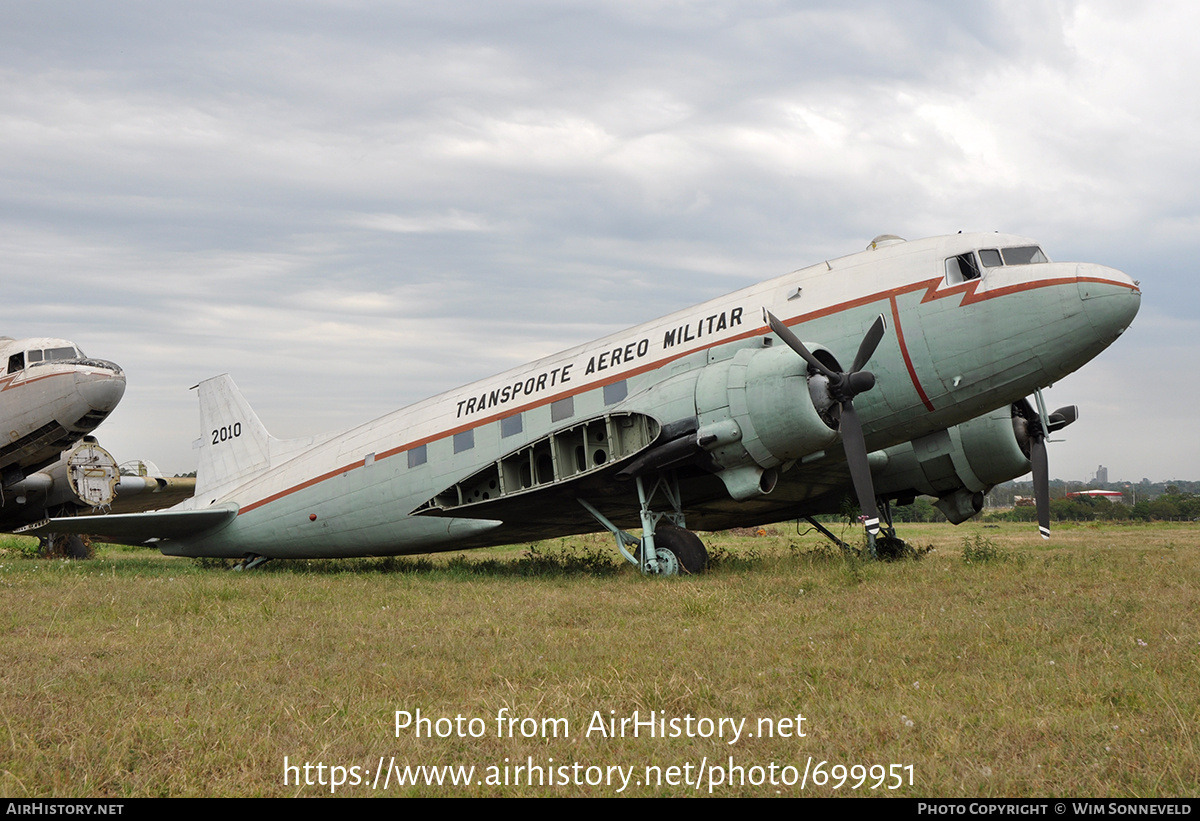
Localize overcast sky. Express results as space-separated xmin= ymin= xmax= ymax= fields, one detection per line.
xmin=2 ymin=0 xmax=1194 ymax=484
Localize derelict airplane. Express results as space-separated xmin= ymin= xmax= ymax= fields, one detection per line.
xmin=0 ymin=337 xmax=126 ymax=542
xmin=28 ymin=233 xmax=1140 ymax=571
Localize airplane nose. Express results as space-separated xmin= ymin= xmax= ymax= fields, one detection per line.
xmin=1076 ymin=264 xmax=1141 ymax=344
xmin=76 ymin=366 xmax=127 ymax=413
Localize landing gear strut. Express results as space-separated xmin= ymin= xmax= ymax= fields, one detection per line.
xmin=871 ymin=498 xmax=917 ymax=559
xmin=579 ymin=472 xmax=708 ymax=575
xmin=233 ymin=554 xmax=271 ymax=571
xmin=37 ymin=533 xmax=91 ymax=559
xmin=805 ymin=497 xmax=912 ymax=559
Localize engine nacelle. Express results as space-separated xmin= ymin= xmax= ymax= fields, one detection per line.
xmin=872 ymin=406 xmax=1031 ymax=523
xmin=3 ymin=439 xmax=120 ymax=516
xmin=695 ymin=345 xmax=840 ymax=499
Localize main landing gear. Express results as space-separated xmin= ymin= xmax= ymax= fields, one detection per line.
xmin=804 ymin=497 xmax=912 ymax=559
xmin=233 ymin=554 xmax=271 ymax=571
xmin=579 ymin=472 xmax=708 ymax=576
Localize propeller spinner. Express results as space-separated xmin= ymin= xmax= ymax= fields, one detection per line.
xmin=764 ymin=309 xmax=888 ymax=538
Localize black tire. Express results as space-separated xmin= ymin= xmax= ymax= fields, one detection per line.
xmin=655 ymin=524 xmax=708 ymax=574
xmin=39 ymin=533 xmax=93 ymax=559
xmin=874 ymin=534 xmax=913 ymax=560
xmin=65 ymin=534 xmax=89 ymax=559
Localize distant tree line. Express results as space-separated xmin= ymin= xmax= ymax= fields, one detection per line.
xmin=983 ymin=486 xmax=1200 ymax=523
xmin=784 ymin=479 xmax=1200 ymax=529
xmin=888 ymin=481 xmax=1200 ymax=525
xmin=986 ymin=479 xmax=1200 ymax=508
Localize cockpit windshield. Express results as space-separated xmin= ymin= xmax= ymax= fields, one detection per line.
xmin=43 ymin=346 xmax=80 ymax=361
xmin=5 ymin=344 xmax=90 ymax=374
xmin=999 ymin=245 xmax=1049 ymax=265
xmin=945 ymin=244 xmax=1049 ymax=285
xmin=24 ymin=346 xmax=82 ymax=368
xmin=980 ymin=246 xmax=1049 ymax=267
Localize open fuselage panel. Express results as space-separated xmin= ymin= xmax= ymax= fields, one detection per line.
xmin=417 ymin=412 xmax=658 ymax=513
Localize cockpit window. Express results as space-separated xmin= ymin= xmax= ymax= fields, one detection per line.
xmin=7 ymin=353 xmax=24 ymax=374
xmin=44 ymin=346 xmax=78 ymax=361
xmin=1000 ymin=245 xmax=1049 ymax=265
xmin=28 ymin=350 xmax=43 ymax=363
xmin=944 ymin=252 xmax=981 ymax=285
xmin=978 ymin=245 xmax=1049 ymax=268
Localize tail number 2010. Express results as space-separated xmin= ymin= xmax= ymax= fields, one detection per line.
xmin=212 ymin=423 xmax=242 ymax=445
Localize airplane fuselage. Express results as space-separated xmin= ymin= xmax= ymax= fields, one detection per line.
xmin=0 ymin=336 xmax=126 ymax=525
xmin=152 ymin=232 xmax=1138 ymax=560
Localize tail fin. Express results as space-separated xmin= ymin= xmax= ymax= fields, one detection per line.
xmin=191 ymin=374 xmax=274 ymax=502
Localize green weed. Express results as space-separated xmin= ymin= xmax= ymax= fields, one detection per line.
xmin=961 ymin=533 xmax=1009 ymax=563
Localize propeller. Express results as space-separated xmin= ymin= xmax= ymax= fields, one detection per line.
xmin=1015 ymin=400 xmax=1078 ymax=539
xmin=764 ymin=309 xmax=887 ymax=537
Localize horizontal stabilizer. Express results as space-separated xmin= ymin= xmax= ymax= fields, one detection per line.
xmin=16 ymin=505 xmax=238 ymax=546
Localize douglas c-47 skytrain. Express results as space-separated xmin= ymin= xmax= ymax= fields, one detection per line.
xmin=27 ymin=233 xmax=1141 ymax=571
xmin=0 ymin=337 xmax=125 ymax=540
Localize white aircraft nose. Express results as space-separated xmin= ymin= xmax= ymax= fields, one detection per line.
xmin=1076 ymin=264 xmax=1141 ymax=343
xmin=76 ymin=366 xmax=127 ymax=413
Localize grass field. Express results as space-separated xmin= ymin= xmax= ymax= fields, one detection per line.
xmin=1 ymin=521 xmax=1197 ymax=797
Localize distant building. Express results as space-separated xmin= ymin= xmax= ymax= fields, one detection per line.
xmin=1094 ymin=464 xmax=1108 ymax=484
xmin=1067 ymin=490 xmax=1125 ymax=502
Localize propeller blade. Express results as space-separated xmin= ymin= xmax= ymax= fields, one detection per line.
xmin=764 ymin=306 xmax=887 ymax=540
xmin=1047 ymin=405 xmax=1078 ymax=433
xmin=840 ymin=400 xmax=880 ymax=536
xmin=850 ymin=313 xmax=888 ymax=374
xmin=1031 ymin=433 xmax=1050 ymax=539
xmin=763 ymin=309 xmax=836 ymax=379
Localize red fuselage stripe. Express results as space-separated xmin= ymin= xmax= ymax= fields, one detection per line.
xmin=889 ymin=294 xmax=936 ymax=412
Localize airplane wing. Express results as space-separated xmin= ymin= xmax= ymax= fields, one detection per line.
xmin=16 ymin=505 xmax=237 ymax=546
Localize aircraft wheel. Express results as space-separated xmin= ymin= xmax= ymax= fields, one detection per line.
xmin=64 ymin=534 xmax=90 ymax=559
xmin=38 ymin=533 xmax=92 ymax=559
xmin=874 ymin=534 xmax=914 ymax=560
xmin=654 ymin=547 xmax=681 ymax=576
xmin=655 ymin=524 xmax=708 ymax=574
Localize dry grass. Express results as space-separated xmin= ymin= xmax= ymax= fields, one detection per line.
xmin=0 ymin=522 xmax=1196 ymax=797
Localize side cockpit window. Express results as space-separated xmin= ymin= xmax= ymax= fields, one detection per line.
xmin=7 ymin=353 xmax=24 ymax=374
xmin=979 ymin=248 xmax=1003 ymax=267
xmin=944 ymin=252 xmax=981 ymax=285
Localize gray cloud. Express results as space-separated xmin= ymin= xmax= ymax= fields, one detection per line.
xmin=0 ymin=0 xmax=1191 ymax=481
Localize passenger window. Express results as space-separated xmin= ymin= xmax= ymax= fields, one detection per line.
xmin=551 ymin=397 xmax=574 ymax=422
xmin=500 ymin=414 xmax=523 ymax=438
xmin=453 ymin=430 xmax=475 ymax=453
xmin=407 ymin=445 xmax=427 ymax=468
xmin=603 ymin=380 xmax=628 ymax=405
